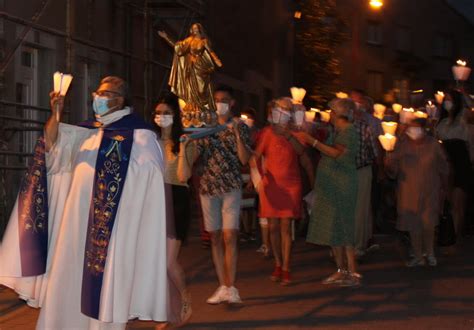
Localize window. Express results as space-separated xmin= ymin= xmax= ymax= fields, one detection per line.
xmin=394 ymin=79 xmax=410 ymax=105
xmin=395 ymin=27 xmax=411 ymax=52
xmin=367 ymin=21 xmax=383 ymax=45
xmin=367 ymin=71 xmax=384 ymax=99
xmin=433 ymin=34 xmax=452 ymax=58
xmin=21 ymin=51 xmax=33 ymax=68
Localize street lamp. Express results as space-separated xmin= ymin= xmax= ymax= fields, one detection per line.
xmin=369 ymin=0 xmax=383 ymax=9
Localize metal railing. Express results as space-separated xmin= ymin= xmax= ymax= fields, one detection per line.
xmin=0 ymin=100 xmax=48 ymax=236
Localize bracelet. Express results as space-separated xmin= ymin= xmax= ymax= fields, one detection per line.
xmin=312 ymin=139 xmax=319 ymax=148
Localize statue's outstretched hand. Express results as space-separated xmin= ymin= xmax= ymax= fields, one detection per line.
xmin=157 ymin=30 xmax=168 ymax=39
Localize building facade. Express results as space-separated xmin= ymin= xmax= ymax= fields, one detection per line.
xmin=0 ymin=0 xmax=295 ymax=234
xmin=335 ymin=0 xmax=474 ymax=104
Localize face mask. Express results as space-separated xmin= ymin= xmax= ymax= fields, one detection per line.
xmin=154 ymin=114 xmax=173 ymax=128
xmin=293 ymin=111 xmax=305 ymax=126
xmin=216 ymin=102 xmax=230 ymax=116
xmin=272 ymin=108 xmax=291 ymax=125
xmin=443 ymin=100 xmax=454 ymax=112
xmin=406 ymin=126 xmax=424 ymax=140
xmin=93 ymin=95 xmax=117 ymax=116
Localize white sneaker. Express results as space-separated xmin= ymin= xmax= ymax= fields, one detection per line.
xmin=227 ymin=286 xmax=243 ymax=304
xmin=206 ymin=286 xmax=229 ymax=305
xmin=427 ymin=255 xmax=437 ymax=266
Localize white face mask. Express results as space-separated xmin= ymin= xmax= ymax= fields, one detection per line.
xmin=154 ymin=114 xmax=173 ymax=128
xmin=406 ymin=126 xmax=424 ymax=140
xmin=216 ymin=102 xmax=230 ymax=116
xmin=443 ymin=100 xmax=454 ymax=112
xmin=293 ymin=111 xmax=305 ymax=126
xmin=272 ymin=108 xmax=291 ymax=126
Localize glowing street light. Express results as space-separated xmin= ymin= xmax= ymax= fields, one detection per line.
xmin=369 ymin=0 xmax=383 ymax=9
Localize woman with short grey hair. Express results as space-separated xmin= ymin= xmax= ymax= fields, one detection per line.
xmin=300 ymin=98 xmax=361 ymax=286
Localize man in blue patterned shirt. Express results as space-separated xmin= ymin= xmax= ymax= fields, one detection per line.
xmin=193 ymin=85 xmax=251 ymax=305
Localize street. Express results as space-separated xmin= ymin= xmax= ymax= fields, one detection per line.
xmin=1 ymin=233 xmax=473 ymax=330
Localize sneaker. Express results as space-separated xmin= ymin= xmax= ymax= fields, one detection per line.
xmin=256 ymin=244 xmax=268 ymax=254
xmin=227 ymin=286 xmax=242 ymax=304
xmin=322 ymin=269 xmax=347 ymax=285
xmin=206 ymin=286 xmax=229 ymax=304
xmin=405 ymin=258 xmax=426 ymax=267
xmin=270 ymin=266 xmax=282 ymax=282
xmin=426 ymin=255 xmax=437 ymax=266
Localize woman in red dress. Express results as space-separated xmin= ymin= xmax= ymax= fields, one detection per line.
xmin=251 ymin=97 xmax=305 ymax=285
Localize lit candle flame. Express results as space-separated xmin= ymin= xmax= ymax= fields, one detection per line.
xmin=456 ymin=59 xmax=467 ymax=66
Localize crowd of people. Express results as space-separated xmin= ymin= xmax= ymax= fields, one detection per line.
xmin=156 ymin=82 xmax=473 ymax=323
xmin=0 ymin=75 xmax=473 ymax=329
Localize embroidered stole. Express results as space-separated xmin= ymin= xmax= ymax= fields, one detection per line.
xmin=17 ymin=136 xmax=48 ymax=276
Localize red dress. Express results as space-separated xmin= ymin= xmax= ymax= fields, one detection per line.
xmin=256 ymin=126 xmax=302 ymax=218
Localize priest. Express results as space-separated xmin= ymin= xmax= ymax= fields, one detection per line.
xmin=0 ymin=76 xmax=169 ymax=329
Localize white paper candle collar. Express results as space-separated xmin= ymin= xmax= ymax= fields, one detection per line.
xmin=392 ymin=103 xmax=402 ymax=113
xmin=452 ymin=60 xmax=471 ymax=81
xmin=290 ymin=87 xmax=306 ymax=104
xmin=53 ymin=71 xmax=73 ymax=96
xmin=373 ymin=103 xmax=386 ymax=119
xmin=378 ymin=133 xmax=397 ymax=151
xmin=382 ymin=121 xmax=398 ymax=135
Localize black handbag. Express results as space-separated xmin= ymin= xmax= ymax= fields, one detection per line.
xmin=438 ymin=200 xmax=456 ymax=247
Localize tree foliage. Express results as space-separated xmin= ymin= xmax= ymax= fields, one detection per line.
xmin=295 ymin=0 xmax=347 ymax=106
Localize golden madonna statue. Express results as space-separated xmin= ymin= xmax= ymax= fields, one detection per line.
xmin=159 ymin=23 xmax=222 ymax=127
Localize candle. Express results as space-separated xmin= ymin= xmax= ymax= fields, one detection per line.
xmin=400 ymin=107 xmax=415 ymax=124
xmin=373 ymin=103 xmax=386 ymax=119
xmin=240 ymin=114 xmax=248 ymax=120
xmin=53 ymin=72 xmax=73 ymax=121
xmin=305 ymin=111 xmax=316 ymax=122
xmin=426 ymin=101 xmax=437 ymax=118
xmin=378 ymin=133 xmax=397 ymax=151
xmin=392 ymin=103 xmax=402 ymax=113
xmin=382 ymin=121 xmax=398 ymax=135
xmin=335 ymin=92 xmax=348 ymax=99
xmin=415 ymin=111 xmax=428 ymax=119
xmin=434 ymin=91 xmax=445 ymax=105
xmin=320 ymin=111 xmax=331 ymax=122
xmin=290 ymin=87 xmax=306 ymax=104
xmin=452 ymin=59 xmax=471 ymax=81
xmin=53 ymin=72 xmax=73 ymax=96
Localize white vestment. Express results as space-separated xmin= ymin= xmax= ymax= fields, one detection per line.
xmin=0 ymin=114 xmax=169 ymax=329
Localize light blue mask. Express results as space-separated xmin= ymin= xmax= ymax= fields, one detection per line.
xmin=93 ymin=96 xmax=112 ymax=116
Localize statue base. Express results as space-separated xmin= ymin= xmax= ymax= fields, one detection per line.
xmin=183 ymin=124 xmax=228 ymax=140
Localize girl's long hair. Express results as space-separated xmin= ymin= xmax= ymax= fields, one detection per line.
xmin=156 ymin=93 xmax=183 ymax=154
